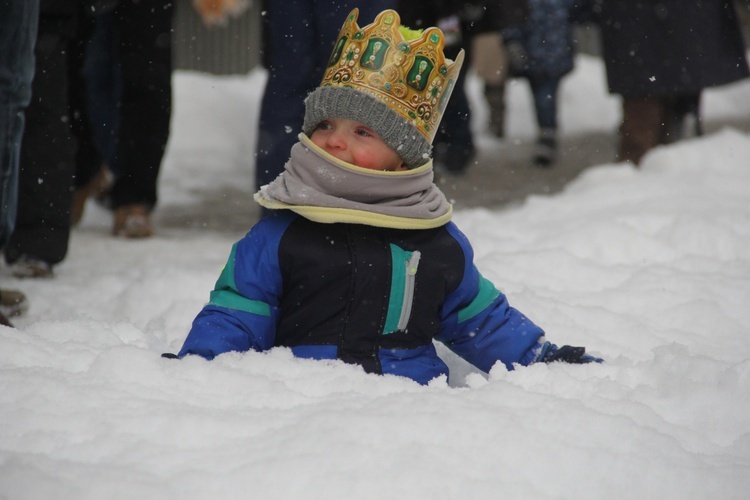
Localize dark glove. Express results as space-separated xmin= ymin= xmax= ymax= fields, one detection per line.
xmin=538 ymin=341 xmax=602 ymax=364
xmin=161 ymin=352 xmax=180 ymax=359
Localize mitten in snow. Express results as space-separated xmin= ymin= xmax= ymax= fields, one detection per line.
xmin=538 ymin=341 xmax=602 ymax=364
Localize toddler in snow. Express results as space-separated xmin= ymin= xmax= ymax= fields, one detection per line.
xmin=169 ymin=9 xmax=601 ymax=384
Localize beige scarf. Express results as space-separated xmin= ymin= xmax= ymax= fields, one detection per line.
xmin=254 ymin=134 xmax=452 ymax=229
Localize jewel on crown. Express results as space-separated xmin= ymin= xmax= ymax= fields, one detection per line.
xmin=320 ymin=9 xmax=465 ymax=144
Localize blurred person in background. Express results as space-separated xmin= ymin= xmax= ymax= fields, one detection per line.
xmin=6 ymin=0 xmax=237 ymax=279
xmin=594 ymin=0 xmax=750 ymax=164
xmin=503 ymin=0 xmax=593 ymax=166
xmin=0 ymin=0 xmax=39 ymax=325
xmin=398 ymin=0 xmax=528 ymax=175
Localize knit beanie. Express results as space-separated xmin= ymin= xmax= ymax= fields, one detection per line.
xmin=301 ymin=9 xmax=464 ymax=169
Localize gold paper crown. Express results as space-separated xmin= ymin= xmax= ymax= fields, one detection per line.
xmin=321 ymin=9 xmax=465 ymax=144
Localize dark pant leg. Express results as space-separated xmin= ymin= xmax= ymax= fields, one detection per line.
xmin=4 ymin=25 xmax=81 ymax=265
xmin=0 ymin=0 xmax=39 ymax=250
xmin=109 ymin=0 xmax=173 ymax=210
xmin=255 ymin=0 xmax=318 ymax=190
xmin=434 ymin=52 xmax=474 ymax=173
xmin=78 ymin=11 xmax=120 ymax=187
xmin=70 ymin=22 xmax=103 ymax=191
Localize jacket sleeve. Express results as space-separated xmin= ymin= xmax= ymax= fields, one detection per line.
xmin=177 ymin=214 xmax=293 ymax=360
xmin=435 ymin=223 xmax=545 ymax=372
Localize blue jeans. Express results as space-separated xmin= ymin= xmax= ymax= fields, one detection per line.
xmin=0 ymin=0 xmax=39 ymax=249
xmin=527 ymin=74 xmax=562 ymax=131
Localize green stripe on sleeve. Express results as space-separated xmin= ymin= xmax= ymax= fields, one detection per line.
xmin=209 ymin=289 xmax=271 ymax=316
xmin=457 ymin=275 xmax=501 ymax=323
xmin=206 ymin=242 xmax=271 ymax=317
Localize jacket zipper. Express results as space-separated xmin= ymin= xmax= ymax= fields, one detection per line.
xmin=396 ymin=250 xmax=421 ymax=331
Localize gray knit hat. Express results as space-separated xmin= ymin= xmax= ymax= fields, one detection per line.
xmin=303 ymin=86 xmax=432 ymax=168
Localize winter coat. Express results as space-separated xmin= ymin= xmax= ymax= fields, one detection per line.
xmin=503 ymin=0 xmax=577 ymax=78
xmin=178 ymin=211 xmax=545 ymax=385
xmin=595 ymin=0 xmax=750 ymax=97
xmin=398 ymin=0 xmax=529 ymax=35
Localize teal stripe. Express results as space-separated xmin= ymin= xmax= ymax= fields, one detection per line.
xmin=207 ymin=242 xmax=271 ymax=317
xmin=209 ymin=289 xmax=271 ymax=316
xmin=383 ymin=244 xmax=408 ymax=334
xmin=457 ymin=275 xmax=500 ymax=323
xmin=214 ymin=243 xmax=239 ymax=293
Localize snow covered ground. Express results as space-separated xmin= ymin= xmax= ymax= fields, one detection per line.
xmin=1 ymin=54 xmax=749 ymax=499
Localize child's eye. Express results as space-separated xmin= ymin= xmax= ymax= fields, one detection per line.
xmin=355 ymin=127 xmax=374 ymax=138
xmin=315 ymin=121 xmax=333 ymax=131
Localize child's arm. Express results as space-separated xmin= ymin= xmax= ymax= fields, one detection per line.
xmin=436 ymin=223 xmax=599 ymax=372
xmin=436 ymin=262 xmax=545 ymax=372
xmin=176 ymin=216 xmax=292 ymax=360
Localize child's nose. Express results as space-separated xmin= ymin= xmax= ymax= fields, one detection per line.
xmin=326 ymin=129 xmax=347 ymax=150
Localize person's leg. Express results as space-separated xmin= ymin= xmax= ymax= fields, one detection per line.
xmin=71 ymin=12 xmax=118 ymax=226
xmin=618 ymin=96 xmax=666 ymax=165
xmin=3 ymin=15 xmax=87 ymax=272
xmin=529 ymin=75 xmax=560 ymax=131
xmin=80 ymin=11 xmax=120 ymax=183
xmin=255 ymin=0 xmax=318 ymax=192
xmin=109 ymin=0 xmax=173 ymax=218
xmin=472 ymin=32 xmax=508 ymax=138
xmin=433 ymin=66 xmax=475 ymax=174
xmin=667 ymin=93 xmax=702 ymax=143
xmin=528 ymin=75 xmax=561 ymax=166
xmin=70 ymin=21 xmax=103 ymax=195
xmin=0 ymin=0 xmax=39 ymax=250
xmin=0 ymin=0 xmax=38 ymax=324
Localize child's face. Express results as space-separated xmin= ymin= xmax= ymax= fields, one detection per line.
xmin=310 ymin=117 xmax=407 ymax=171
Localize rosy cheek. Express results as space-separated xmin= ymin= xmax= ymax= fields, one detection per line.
xmin=351 ymin=152 xmax=379 ymax=170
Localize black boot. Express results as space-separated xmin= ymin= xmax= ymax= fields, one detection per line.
xmin=533 ymin=128 xmax=557 ymax=167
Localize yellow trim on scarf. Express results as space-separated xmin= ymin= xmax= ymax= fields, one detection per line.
xmin=254 ymin=194 xmax=453 ymax=229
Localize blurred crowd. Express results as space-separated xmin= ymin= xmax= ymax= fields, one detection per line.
xmin=1 ymin=0 xmax=749 ymax=326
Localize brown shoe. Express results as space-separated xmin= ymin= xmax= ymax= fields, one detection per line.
xmin=71 ymin=164 xmax=114 ymax=225
xmin=0 ymin=288 xmax=28 ymax=318
xmin=113 ymin=204 xmax=154 ymax=238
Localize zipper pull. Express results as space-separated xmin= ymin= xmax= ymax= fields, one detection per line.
xmin=407 ymin=251 xmax=421 ymax=275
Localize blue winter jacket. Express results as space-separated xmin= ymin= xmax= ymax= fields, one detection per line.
xmin=178 ymin=211 xmax=545 ymax=384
